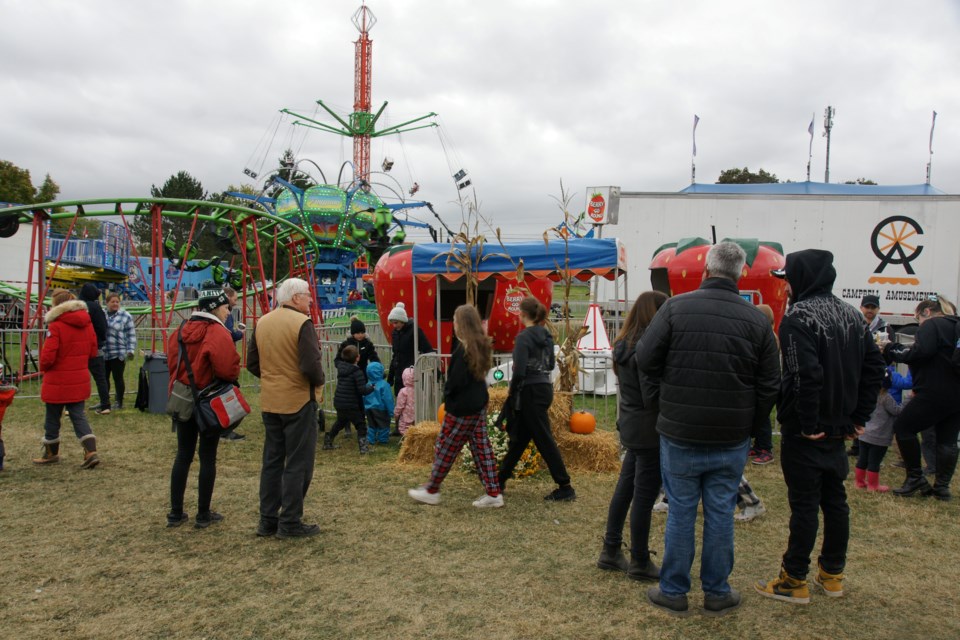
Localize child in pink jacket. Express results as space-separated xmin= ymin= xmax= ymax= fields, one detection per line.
xmin=394 ymin=367 xmax=416 ymax=435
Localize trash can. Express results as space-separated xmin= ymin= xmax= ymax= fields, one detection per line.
xmin=143 ymin=353 xmax=169 ymax=414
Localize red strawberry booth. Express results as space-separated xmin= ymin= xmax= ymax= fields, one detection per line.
xmin=649 ymin=237 xmax=787 ymax=331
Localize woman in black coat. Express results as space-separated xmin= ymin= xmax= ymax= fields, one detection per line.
xmin=597 ymin=291 xmax=667 ymax=580
xmin=386 ymin=303 xmax=434 ymax=396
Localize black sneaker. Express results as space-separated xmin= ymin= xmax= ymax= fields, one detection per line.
xmin=256 ymin=520 xmax=278 ymax=537
xmin=166 ymin=513 xmax=189 ymax=528
xmin=544 ymin=486 xmax=576 ymax=502
xmin=276 ymin=523 xmax=321 ymax=539
xmin=221 ymin=431 xmax=246 ymax=442
xmin=647 ymin=587 xmax=692 ymax=617
xmin=194 ymin=511 xmax=224 ymax=529
xmin=702 ymin=589 xmax=742 ymax=617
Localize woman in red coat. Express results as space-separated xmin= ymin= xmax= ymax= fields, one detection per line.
xmin=34 ymin=289 xmax=101 ymax=468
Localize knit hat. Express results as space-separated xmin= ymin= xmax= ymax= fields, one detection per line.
xmin=350 ymin=316 xmax=366 ymax=334
xmin=387 ymin=302 xmax=408 ymax=323
xmin=197 ymin=292 xmax=230 ymax=313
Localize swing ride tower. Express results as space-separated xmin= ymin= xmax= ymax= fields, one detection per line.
xmin=282 ymin=3 xmax=438 ymax=185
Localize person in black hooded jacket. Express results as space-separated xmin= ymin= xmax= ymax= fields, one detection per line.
xmin=497 ymin=297 xmax=575 ymax=501
xmin=597 ymin=291 xmax=667 ymax=581
xmin=79 ymin=283 xmax=111 ymax=414
xmin=756 ymin=248 xmax=884 ymax=605
xmin=386 ymin=303 xmax=434 ymax=397
xmin=884 ymin=297 xmax=960 ymax=500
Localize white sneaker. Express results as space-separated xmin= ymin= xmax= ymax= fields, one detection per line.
xmin=734 ymin=503 xmax=767 ymax=522
xmin=408 ymin=486 xmax=440 ymax=505
xmin=472 ymin=494 xmax=504 ymax=508
xmin=653 ymin=492 xmax=669 ymax=512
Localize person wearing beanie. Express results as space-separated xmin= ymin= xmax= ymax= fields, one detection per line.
xmin=164 ymin=290 xmax=240 ymax=529
xmin=79 ymin=283 xmax=112 ymax=415
xmin=336 ymin=316 xmax=380 ymax=372
xmin=386 ymin=303 xmax=434 ymax=397
xmin=33 ymin=288 xmax=102 ymax=469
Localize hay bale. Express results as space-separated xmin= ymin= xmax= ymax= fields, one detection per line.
xmin=396 ymin=421 xmax=440 ymax=465
xmin=397 ymin=388 xmax=619 ymax=473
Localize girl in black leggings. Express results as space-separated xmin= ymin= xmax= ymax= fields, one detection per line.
xmin=498 ymin=297 xmax=575 ymax=501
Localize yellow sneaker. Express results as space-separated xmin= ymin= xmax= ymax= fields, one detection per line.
xmin=814 ymin=564 xmax=844 ymax=598
xmin=755 ymin=567 xmax=811 ymax=604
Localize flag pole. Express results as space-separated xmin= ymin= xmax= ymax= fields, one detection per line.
xmin=823 ymin=106 xmax=834 ymax=183
xmin=806 ymin=111 xmax=815 ymax=181
xmin=691 ymin=114 xmax=700 ymax=184
xmin=926 ymin=110 xmax=937 ymax=185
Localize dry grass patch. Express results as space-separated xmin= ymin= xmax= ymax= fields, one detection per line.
xmin=1 ymin=393 xmax=959 ymax=639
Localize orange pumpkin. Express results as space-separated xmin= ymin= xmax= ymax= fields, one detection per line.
xmin=569 ymin=410 xmax=596 ymax=434
xmin=437 ymin=403 xmax=446 ymax=424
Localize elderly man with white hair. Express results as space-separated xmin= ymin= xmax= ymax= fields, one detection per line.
xmin=635 ymin=241 xmax=781 ymax=617
xmin=247 ymin=278 xmax=325 ymax=539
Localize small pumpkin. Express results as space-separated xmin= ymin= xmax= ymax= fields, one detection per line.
xmin=437 ymin=403 xmax=446 ymax=424
xmin=569 ymin=410 xmax=596 ymax=434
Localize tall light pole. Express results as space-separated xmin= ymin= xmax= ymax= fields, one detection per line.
xmin=823 ymin=106 xmax=835 ymax=183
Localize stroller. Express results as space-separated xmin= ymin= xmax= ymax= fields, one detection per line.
xmin=0 ymin=383 xmax=16 ymax=471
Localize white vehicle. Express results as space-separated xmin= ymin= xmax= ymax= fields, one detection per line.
xmin=593 ymin=182 xmax=960 ymax=327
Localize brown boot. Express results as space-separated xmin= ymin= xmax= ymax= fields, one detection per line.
xmin=32 ymin=439 xmax=61 ymax=465
xmin=80 ymin=435 xmax=100 ymax=469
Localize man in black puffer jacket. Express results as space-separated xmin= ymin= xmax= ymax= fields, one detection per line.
xmin=80 ymin=283 xmax=112 ymax=414
xmin=636 ymin=241 xmax=780 ymax=617
xmin=756 ymin=249 xmax=884 ymax=605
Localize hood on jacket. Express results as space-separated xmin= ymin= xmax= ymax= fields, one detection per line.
xmin=523 ymin=324 xmax=553 ymax=348
xmin=45 ymin=300 xmax=91 ymax=326
xmin=613 ymin=337 xmax=635 ymax=367
xmin=178 ymin=315 xmax=224 ymax=345
xmin=80 ymin=283 xmax=101 ymax=302
xmin=401 ymin=366 xmax=415 ymax=388
xmin=366 ymin=361 xmax=385 ymax=383
xmin=783 ymin=249 xmax=836 ymax=302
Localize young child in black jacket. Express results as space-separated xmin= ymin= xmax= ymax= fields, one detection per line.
xmin=325 ymin=345 xmax=373 ymax=454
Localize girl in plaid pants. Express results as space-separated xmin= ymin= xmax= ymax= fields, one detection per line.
xmin=408 ymin=305 xmax=503 ymax=508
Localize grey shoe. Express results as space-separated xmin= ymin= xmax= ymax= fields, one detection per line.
xmin=597 ymin=543 xmax=629 ymax=572
xmin=702 ymin=589 xmax=742 ymax=617
xmin=276 ymin=523 xmax=321 ymax=539
xmin=646 ymin=587 xmax=692 ymax=618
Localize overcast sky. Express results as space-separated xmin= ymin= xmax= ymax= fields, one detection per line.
xmin=2 ymin=0 xmax=958 ymax=240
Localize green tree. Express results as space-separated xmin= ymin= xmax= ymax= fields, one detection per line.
xmin=0 ymin=160 xmax=40 ymax=205
xmin=843 ymin=178 xmax=878 ymax=185
xmin=132 ymin=170 xmax=216 ymax=255
xmin=716 ymin=167 xmax=780 ymax=184
xmin=266 ymin=149 xmax=315 ymax=199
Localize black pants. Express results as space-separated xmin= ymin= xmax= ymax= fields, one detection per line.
xmin=893 ymin=394 xmax=960 ymax=472
xmin=329 ymin=408 xmax=367 ymax=440
xmin=500 ymin=383 xmax=571 ymax=487
xmin=780 ymin=436 xmax=849 ymax=579
xmin=753 ymin=414 xmax=773 ymax=452
xmin=856 ymin=441 xmax=888 ymax=472
xmin=169 ymin=416 xmax=221 ymax=517
xmin=105 ymin=358 xmax=126 ymax=406
xmin=604 ymin=447 xmax=660 ymax=562
xmin=88 ymin=355 xmax=110 ymax=410
xmin=259 ymin=401 xmax=318 ymax=529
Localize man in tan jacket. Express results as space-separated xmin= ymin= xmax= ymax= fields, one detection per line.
xmin=247 ymin=278 xmax=325 ymax=538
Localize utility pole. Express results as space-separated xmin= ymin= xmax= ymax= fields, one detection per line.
xmin=823 ymin=106 xmax=835 ymax=183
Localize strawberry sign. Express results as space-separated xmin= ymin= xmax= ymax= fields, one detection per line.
xmin=587 ymin=192 xmax=606 ymax=222
xmin=582 ymin=186 xmax=620 ymax=225
xmin=503 ymin=288 xmax=525 ymax=315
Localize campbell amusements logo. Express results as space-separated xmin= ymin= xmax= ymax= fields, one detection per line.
xmin=868 ymin=215 xmax=922 ymax=286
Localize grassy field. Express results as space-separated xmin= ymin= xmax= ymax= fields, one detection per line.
xmin=2 ymin=391 xmax=959 ymax=640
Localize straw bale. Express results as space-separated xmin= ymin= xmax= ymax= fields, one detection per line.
xmin=396 ymin=421 xmax=440 ymax=465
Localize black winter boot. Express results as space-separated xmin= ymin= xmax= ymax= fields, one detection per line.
xmin=931 ymin=443 xmax=959 ymax=502
xmin=322 ymin=433 xmax=339 ymax=450
xmin=628 ymin=552 xmax=661 ymax=581
xmin=358 ymin=436 xmax=370 ymax=455
xmin=597 ymin=543 xmax=628 ymax=572
xmin=892 ymin=437 xmax=932 ymax=497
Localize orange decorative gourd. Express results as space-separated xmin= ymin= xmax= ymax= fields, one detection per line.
xmin=569 ymin=410 xmax=596 ymax=434
xmin=437 ymin=403 xmax=446 ymax=424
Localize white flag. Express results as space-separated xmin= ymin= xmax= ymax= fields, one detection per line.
xmin=692 ymin=115 xmax=700 ymax=157
xmin=929 ymin=110 xmax=938 ymax=155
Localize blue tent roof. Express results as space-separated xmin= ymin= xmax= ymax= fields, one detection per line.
xmin=679 ymin=182 xmax=946 ymax=196
xmin=410 ymin=238 xmax=626 ymax=281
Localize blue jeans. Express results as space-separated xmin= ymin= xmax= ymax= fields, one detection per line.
xmin=659 ymin=435 xmax=750 ymax=597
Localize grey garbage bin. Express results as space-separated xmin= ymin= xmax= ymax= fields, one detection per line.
xmin=143 ymin=353 xmax=169 ymax=414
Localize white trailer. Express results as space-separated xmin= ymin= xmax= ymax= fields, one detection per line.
xmin=596 ymin=183 xmax=960 ymax=326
